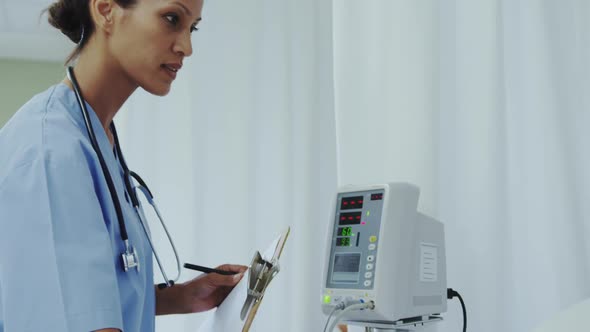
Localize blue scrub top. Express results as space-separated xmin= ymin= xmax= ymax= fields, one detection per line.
xmin=0 ymin=83 xmax=155 ymax=332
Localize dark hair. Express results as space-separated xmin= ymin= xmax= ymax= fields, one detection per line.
xmin=45 ymin=0 xmax=137 ymax=64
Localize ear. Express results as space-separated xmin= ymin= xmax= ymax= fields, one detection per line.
xmin=90 ymin=0 xmax=116 ymax=34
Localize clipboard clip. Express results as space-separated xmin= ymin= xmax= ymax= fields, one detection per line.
xmin=240 ymin=250 xmax=280 ymax=320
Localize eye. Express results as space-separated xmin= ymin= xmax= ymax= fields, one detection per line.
xmin=190 ymin=24 xmax=199 ymax=33
xmin=164 ymin=13 xmax=180 ymax=26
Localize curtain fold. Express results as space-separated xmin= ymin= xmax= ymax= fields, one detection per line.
xmin=335 ymin=0 xmax=590 ymax=331
xmin=117 ymin=0 xmax=336 ymax=330
xmin=117 ymin=0 xmax=590 ymax=331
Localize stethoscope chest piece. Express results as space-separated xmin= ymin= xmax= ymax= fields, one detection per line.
xmin=122 ymin=241 xmax=140 ymax=272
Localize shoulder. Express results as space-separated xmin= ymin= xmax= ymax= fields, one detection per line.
xmin=0 ymin=84 xmax=96 ymax=187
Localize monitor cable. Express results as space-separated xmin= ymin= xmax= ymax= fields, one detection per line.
xmin=323 ymin=301 xmax=375 ymax=332
xmin=447 ymin=288 xmax=467 ymax=332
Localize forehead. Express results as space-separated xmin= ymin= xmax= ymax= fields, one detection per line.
xmin=144 ymin=0 xmax=204 ymax=15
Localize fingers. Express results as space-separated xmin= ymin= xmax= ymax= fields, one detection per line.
xmin=191 ymin=264 xmax=248 ymax=288
xmin=205 ymin=269 xmax=245 ymax=287
xmin=213 ymin=264 xmax=248 ymax=286
xmin=216 ymin=264 xmax=248 ymax=274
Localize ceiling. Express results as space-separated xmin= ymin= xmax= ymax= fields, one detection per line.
xmin=0 ymin=0 xmax=73 ymax=62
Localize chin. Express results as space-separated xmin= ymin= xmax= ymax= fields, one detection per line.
xmin=142 ymin=83 xmax=171 ymax=96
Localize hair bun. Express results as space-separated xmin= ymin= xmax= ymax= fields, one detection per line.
xmin=47 ymin=0 xmax=84 ymax=43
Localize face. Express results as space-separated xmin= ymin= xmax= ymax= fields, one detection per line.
xmin=108 ymin=0 xmax=203 ymax=96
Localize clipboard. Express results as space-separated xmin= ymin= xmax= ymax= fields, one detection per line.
xmin=197 ymin=227 xmax=290 ymax=332
xmin=240 ymin=227 xmax=290 ymax=332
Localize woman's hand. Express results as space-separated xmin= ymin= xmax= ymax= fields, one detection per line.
xmin=156 ymin=264 xmax=248 ymax=315
xmin=179 ymin=264 xmax=248 ymax=313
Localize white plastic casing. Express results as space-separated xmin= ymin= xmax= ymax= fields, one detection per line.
xmin=321 ymin=183 xmax=447 ymax=324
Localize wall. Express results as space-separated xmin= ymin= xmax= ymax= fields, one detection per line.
xmin=0 ymin=59 xmax=64 ymax=127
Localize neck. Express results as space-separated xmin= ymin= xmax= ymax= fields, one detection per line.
xmin=63 ymin=43 xmax=138 ymax=146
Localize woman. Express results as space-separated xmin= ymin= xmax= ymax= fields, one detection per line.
xmin=0 ymin=0 xmax=246 ymax=331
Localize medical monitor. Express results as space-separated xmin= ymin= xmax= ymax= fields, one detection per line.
xmin=321 ymin=183 xmax=447 ymax=326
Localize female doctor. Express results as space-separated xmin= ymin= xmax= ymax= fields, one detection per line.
xmin=0 ymin=0 xmax=247 ymax=331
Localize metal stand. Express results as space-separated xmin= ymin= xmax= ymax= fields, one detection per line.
xmin=350 ymin=315 xmax=443 ymax=332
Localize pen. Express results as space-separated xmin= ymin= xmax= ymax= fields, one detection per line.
xmin=183 ymin=263 xmax=240 ymax=275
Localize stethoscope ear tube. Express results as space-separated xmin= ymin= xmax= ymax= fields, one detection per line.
xmin=67 ymin=67 xmax=130 ymax=244
xmin=134 ymin=184 xmax=182 ymax=284
xmin=111 ymin=118 xmax=181 ymax=286
xmin=135 ymin=204 xmax=172 ymax=286
xmin=110 ymin=123 xmax=141 ymax=207
xmin=130 ymin=171 xmax=153 ymax=199
xmin=67 ymin=66 xmax=181 ymax=286
xmin=68 ymin=67 xmax=138 ymax=274
xmin=111 ymin=124 xmax=181 ymax=285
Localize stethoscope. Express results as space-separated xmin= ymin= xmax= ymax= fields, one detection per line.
xmin=67 ymin=66 xmax=180 ymax=289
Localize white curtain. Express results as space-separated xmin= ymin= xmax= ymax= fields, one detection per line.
xmin=116 ymin=0 xmax=336 ymax=331
xmin=117 ymin=0 xmax=590 ymax=331
xmin=335 ymin=1 xmax=590 ymax=332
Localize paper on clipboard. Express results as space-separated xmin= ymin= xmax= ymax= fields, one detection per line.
xmin=197 ymin=227 xmax=290 ymax=332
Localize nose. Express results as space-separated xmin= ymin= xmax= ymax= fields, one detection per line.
xmin=173 ymin=31 xmax=193 ymax=58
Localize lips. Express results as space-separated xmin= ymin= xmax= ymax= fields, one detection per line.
xmin=161 ymin=63 xmax=182 ymax=79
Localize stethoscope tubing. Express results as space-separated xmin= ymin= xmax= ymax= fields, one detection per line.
xmin=66 ymin=67 xmax=130 ymax=242
xmin=136 ymin=185 xmax=182 ymax=283
xmin=66 ymin=66 xmax=181 ymax=287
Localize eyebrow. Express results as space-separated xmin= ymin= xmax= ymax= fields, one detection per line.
xmin=172 ymin=2 xmax=202 ymax=25
xmin=173 ymin=1 xmax=192 ymax=16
